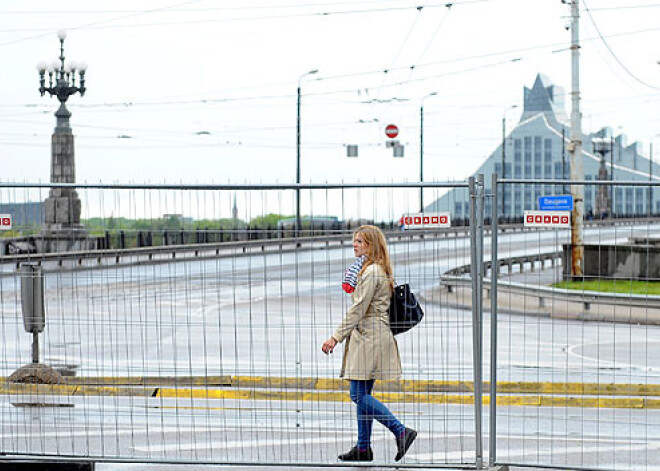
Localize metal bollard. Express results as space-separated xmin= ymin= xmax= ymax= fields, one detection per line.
xmin=20 ymin=264 xmax=45 ymax=364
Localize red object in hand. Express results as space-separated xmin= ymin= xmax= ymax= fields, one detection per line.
xmin=342 ymin=282 xmax=355 ymax=293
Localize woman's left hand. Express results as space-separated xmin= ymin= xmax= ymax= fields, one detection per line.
xmin=321 ymin=337 xmax=337 ymax=354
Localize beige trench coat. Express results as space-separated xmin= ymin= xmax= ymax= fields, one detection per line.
xmin=332 ymin=263 xmax=402 ymax=380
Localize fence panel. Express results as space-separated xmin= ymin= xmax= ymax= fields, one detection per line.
xmin=0 ymin=182 xmax=479 ymax=467
xmin=492 ymin=178 xmax=660 ymax=470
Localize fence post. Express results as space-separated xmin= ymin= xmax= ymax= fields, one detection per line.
xmin=489 ymin=173 xmax=499 ymax=467
xmin=469 ymin=176 xmax=484 ymax=469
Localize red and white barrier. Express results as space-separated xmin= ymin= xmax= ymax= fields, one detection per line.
xmin=523 ymin=210 xmax=570 ymax=228
xmin=400 ymin=212 xmax=451 ymax=229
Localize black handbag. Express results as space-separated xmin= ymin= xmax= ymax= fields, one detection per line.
xmin=389 ymin=283 xmax=424 ymax=335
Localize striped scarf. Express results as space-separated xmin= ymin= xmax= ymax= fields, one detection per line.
xmin=342 ymin=255 xmax=366 ymax=294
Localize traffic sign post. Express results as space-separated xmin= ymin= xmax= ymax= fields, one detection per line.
xmin=0 ymin=214 xmax=12 ymax=230
xmin=524 ymin=210 xmax=571 ymax=228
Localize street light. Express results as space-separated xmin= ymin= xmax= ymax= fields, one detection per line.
xmin=36 ymin=30 xmax=87 ymax=232
xmin=37 ymin=30 xmax=87 ymax=130
xmin=501 ymin=105 xmax=518 ymax=218
xmin=296 ymin=69 xmax=318 ymax=237
xmin=650 ymin=134 xmax=660 ymax=216
xmin=592 ymin=137 xmax=612 ymax=219
xmin=420 ymin=92 xmax=437 ymax=213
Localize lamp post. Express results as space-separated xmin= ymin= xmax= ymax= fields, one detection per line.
xmin=501 ymin=105 xmax=518 ymax=219
xmin=650 ymin=135 xmax=660 ymax=217
xmin=650 ymin=141 xmax=653 ymax=217
xmin=592 ymin=137 xmax=612 ymax=219
xmin=610 ymin=135 xmax=614 ymax=217
xmin=420 ymin=92 xmax=437 ymax=213
xmin=36 ymin=30 xmax=87 ymax=239
xmin=296 ymin=69 xmax=318 ymax=237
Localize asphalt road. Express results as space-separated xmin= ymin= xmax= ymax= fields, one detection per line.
xmin=1 ymin=223 xmax=660 ymax=470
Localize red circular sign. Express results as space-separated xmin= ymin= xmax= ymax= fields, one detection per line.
xmin=385 ymin=124 xmax=399 ymax=139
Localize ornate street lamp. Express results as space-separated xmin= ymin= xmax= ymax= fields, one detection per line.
xmin=36 ymin=30 xmax=88 ymax=248
xmin=37 ymin=30 xmax=87 ymax=127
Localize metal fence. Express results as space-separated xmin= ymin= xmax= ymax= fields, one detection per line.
xmin=1 ymin=179 xmax=660 ymax=469
xmin=487 ymin=177 xmax=660 ymax=471
xmin=0 ymin=182 xmax=480 ymax=468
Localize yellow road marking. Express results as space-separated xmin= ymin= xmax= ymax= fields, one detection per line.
xmin=32 ymin=375 xmax=660 ymax=397
xmin=2 ymin=381 xmax=660 ymax=409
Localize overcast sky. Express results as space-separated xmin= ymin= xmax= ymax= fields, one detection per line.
xmin=1 ymin=0 xmax=660 ymax=190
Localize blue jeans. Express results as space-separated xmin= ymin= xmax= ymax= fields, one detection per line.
xmin=349 ymin=379 xmax=405 ymax=450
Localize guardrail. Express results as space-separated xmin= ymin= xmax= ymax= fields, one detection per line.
xmin=442 ymin=274 xmax=660 ymax=311
xmin=0 ymin=226 xmax=473 ymax=272
xmin=445 ymin=251 xmax=563 ymax=277
xmin=0 ymin=215 xmax=644 ymax=269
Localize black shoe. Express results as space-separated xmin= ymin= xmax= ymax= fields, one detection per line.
xmin=338 ymin=446 xmax=373 ymax=462
xmin=394 ymin=427 xmax=417 ymax=461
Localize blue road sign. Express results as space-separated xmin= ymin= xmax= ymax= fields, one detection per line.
xmin=538 ymin=195 xmax=573 ymax=211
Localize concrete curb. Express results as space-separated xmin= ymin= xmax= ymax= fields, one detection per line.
xmin=2 ymin=377 xmax=660 ymax=409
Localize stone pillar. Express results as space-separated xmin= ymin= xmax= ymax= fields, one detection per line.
xmin=44 ymin=104 xmax=82 ymax=229
xmin=38 ymin=104 xmax=93 ymax=253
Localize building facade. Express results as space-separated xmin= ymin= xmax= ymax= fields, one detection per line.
xmin=0 ymin=202 xmax=44 ymax=227
xmin=426 ymin=74 xmax=659 ymax=219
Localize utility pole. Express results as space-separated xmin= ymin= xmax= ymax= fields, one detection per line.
xmin=501 ymin=105 xmax=517 ymax=218
xmin=562 ymin=127 xmax=567 ymax=195
xmin=610 ymin=136 xmax=614 ymax=217
xmin=650 ymin=142 xmax=654 ymax=217
xmin=420 ymin=92 xmax=437 ymax=213
xmin=295 ymin=69 xmax=318 ymax=237
xmin=568 ymin=0 xmax=584 ymax=278
xmin=501 ymin=116 xmax=506 ymax=218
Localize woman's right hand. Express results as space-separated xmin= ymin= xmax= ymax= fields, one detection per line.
xmin=321 ymin=337 xmax=337 ymax=355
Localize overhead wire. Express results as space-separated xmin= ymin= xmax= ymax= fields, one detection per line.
xmin=583 ymin=0 xmax=660 ymax=92
xmin=2 ymin=1 xmax=659 ymax=160
xmin=0 ymin=0 xmax=486 ymax=39
xmin=588 ymin=2 xmax=660 ymax=11
xmin=0 ymin=0 xmax=206 ymax=47
xmin=2 ymin=22 xmax=659 ymax=111
xmin=382 ymin=3 xmax=454 ymax=117
xmin=0 ymin=1 xmax=406 ymax=15
xmin=352 ymin=1 xmax=433 ymax=125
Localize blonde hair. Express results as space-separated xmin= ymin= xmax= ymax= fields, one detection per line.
xmin=354 ymin=225 xmax=394 ymax=292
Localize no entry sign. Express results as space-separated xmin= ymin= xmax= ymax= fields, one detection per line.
xmin=385 ymin=124 xmax=399 ymax=139
xmin=400 ymin=212 xmax=451 ymax=229
xmin=523 ymin=210 xmax=570 ymax=228
xmin=0 ymin=214 xmax=11 ymax=230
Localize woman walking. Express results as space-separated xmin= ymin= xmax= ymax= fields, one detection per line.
xmin=321 ymin=225 xmax=416 ymax=462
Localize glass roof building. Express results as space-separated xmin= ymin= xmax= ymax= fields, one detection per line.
xmin=425 ymin=74 xmax=658 ymax=220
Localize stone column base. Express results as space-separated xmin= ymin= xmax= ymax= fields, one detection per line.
xmin=8 ymin=363 xmax=64 ymax=385
xmin=36 ymin=227 xmax=96 ymax=253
